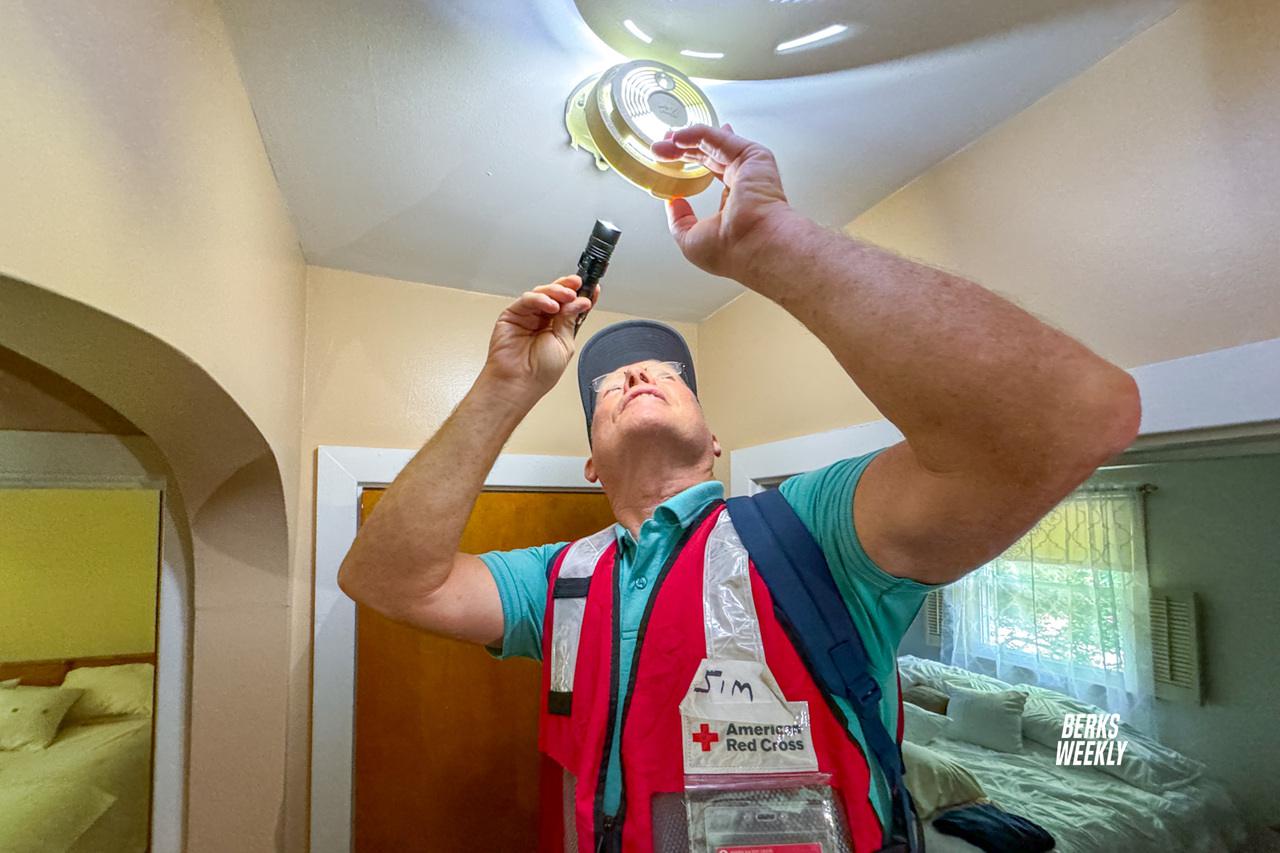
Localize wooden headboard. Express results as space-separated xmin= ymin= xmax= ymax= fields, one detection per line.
xmin=0 ymin=652 xmax=157 ymax=686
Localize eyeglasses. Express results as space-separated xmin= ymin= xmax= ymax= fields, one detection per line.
xmin=590 ymin=361 xmax=686 ymax=401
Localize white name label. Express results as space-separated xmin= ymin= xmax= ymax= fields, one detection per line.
xmin=679 ymin=658 xmax=819 ymax=775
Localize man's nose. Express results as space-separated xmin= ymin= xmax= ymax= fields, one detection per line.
xmin=625 ymin=367 xmax=653 ymax=387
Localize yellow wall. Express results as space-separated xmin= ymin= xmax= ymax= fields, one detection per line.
xmin=0 ymin=4 xmax=307 ymax=494
xmin=0 ymin=3 xmax=304 ymax=850
xmin=699 ymin=294 xmax=882 ymax=484
xmin=301 ymin=266 xmax=699 ymax=457
xmin=700 ymin=0 xmax=1280 ymax=482
xmin=851 ymin=0 xmax=1280 ymax=369
xmin=0 ymin=488 xmax=159 ymax=661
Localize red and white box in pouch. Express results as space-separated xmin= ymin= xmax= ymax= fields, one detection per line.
xmin=716 ymin=845 xmax=824 ymax=853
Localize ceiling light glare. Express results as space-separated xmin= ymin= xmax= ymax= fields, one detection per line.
xmin=564 ymin=59 xmax=719 ymax=199
xmin=679 ymin=49 xmax=725 ymax=59
xmin=776 ymin=24 xmax=848 ymax=53
xmin=622 ymin=19 xmax=653 ymax=44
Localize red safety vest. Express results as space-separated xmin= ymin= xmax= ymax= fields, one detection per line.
xmin=537 ymin=502 xmax=905 ymax=853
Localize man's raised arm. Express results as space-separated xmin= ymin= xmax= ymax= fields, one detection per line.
xmin=654 ymin=125 xmax=1140 ymax=584
xmin=336 ymin=276 xmax=594 ymax=645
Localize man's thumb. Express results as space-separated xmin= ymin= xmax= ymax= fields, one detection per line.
xmin=665 ymin=197 xmax=697 ymax=247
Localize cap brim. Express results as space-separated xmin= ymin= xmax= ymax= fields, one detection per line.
xmin=577 ymin=319 xmax=697 ymax=438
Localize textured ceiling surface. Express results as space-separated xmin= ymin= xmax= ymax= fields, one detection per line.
xmin=219 ymin=0 xmax=1176 ymax=321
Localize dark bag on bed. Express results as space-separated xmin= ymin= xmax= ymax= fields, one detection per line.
xmin=727 ymin=489 xmax=925 ymax=853
xmin=933 ymin=803 xmax=1055 ymax=852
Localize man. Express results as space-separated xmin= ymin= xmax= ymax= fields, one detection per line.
xmin=338 ymin=124 xmax=1140 ymax=851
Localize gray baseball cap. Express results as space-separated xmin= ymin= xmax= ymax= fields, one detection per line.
xmin=577 ymin=319 xmax=698 ymax=439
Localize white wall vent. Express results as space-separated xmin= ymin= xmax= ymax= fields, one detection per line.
xmin=1149 ymin=587 xmax=1203 ymax=704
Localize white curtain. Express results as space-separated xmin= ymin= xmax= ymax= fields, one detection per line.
xmin=942 ymin=486 xmax=1156 ymax=733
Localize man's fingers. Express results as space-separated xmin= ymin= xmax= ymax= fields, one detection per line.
xmin=564 ymin=288 xmax=599 ymax=319
xmin=533 ymin=284 xmax=576 ymax=304
xmin=651 ymin=138 xmax=683 ymax=161
xmin=550 ymin=296 xmax=594 ymax=340
xmin=500 ymin=309 xmax=547 ymax=331
xmin=678 ymin=149 xmax=726 ymax=177
xmin=504 ymin=276 xmax=593 ymax=329
xmin=508 ymin=290 xmax=561 ymax=316
xmin=665 ymin=123 xmax=752 ymax=166
xmin=652 ymin=138 xmax=728 ymax=174
xmin=533 ymin=278 xmax=581 ymax=303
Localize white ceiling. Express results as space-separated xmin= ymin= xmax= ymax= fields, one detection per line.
xmin=219 ymin=0 xmax=1177 ymax=322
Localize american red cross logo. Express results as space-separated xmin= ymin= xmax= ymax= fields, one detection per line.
xmin=691 ymin=723 xmax=719 ymax=752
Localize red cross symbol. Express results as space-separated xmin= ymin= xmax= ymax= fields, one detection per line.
xmin=691 ymin=723 xmax=719 ymax=752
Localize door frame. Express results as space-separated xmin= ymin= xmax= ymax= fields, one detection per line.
xmin=0 ymin=430 xmax=188 ymax=852
xmin=730 ymin=337 xmax=1280 ymax=494
xmin=310 ymin=447 xmax=599 ymax=853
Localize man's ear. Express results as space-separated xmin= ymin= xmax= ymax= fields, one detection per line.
xmin=711 ymin=434 xmax=722 ymax=458
xmin=584 ymin=456 xmax=598 ymax=483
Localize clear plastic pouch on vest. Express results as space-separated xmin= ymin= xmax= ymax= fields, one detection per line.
xmin=659 ymin=771 xmax=854 ymax=853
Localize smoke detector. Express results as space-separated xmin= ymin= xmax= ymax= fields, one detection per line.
xmin=565 ymin=59 xmax=719 ymax=199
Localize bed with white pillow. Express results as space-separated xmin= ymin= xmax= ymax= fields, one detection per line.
xmin=895 ymin=655 xmax=1247 ymax=853
xmin=0 ymin=661 xmax=154 ymax=853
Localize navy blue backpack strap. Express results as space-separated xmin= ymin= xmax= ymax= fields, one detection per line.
xmin=726 ymin=489 xmax=923 ymax=853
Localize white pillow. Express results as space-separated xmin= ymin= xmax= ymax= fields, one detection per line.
xmin=902 ymin=741 xmax=986 ymax=819
xmin=946 ymin=687 xmax=1026 ymax=753
xmin=0 ymin=678 xmax=19 ymax=689
xmin=0 ymin=686 xmax=84 ymax=750
xmin=898 ymin=655 xmax=1009 ymax=694
xmin=63 ymin=663 xmax=154 ymax=722
xmin=902 ymin=702 xmax=952 ymax=745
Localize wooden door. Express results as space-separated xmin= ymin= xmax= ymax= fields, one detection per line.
xmin=354 ymin=489 xmax=615 ymax=853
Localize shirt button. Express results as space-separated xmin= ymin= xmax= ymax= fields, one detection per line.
xmin=634 ymin=577 xmax=648 ymax=589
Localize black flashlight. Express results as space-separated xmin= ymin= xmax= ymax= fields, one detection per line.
xmin=573 ymin=220 xmax=621 ymax=336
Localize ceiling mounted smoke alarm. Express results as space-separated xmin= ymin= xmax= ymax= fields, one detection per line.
xmin=565 ymin=59 xmax=719 ymax=199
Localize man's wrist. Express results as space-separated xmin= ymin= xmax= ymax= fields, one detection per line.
xmin=472 ymin=368 xmax=544 ymax=420
xmin=730 ymin=206 xmax=817 ymax=295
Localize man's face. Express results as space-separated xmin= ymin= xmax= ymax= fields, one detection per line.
xmin=586 ymin=359 xmax=717 ymax=479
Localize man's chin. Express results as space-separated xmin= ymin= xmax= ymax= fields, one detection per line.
xmin=611 ymin=412 xmax=687 ymax=443
xmin=595 ymin=418 xmax=714 ymax=472
xmin=617 ymin=414 xmax=675 ymax=434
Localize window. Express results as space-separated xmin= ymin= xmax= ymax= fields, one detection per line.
xmin=943 ymin=485 xmax=1155 ymax=728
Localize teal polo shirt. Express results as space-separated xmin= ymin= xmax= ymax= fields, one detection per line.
xmin=479 ymin=450 xmax=936 ymax=825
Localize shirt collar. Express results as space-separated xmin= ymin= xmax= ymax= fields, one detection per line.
xmin=613 ymin=480 xmax=725 ymax=546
